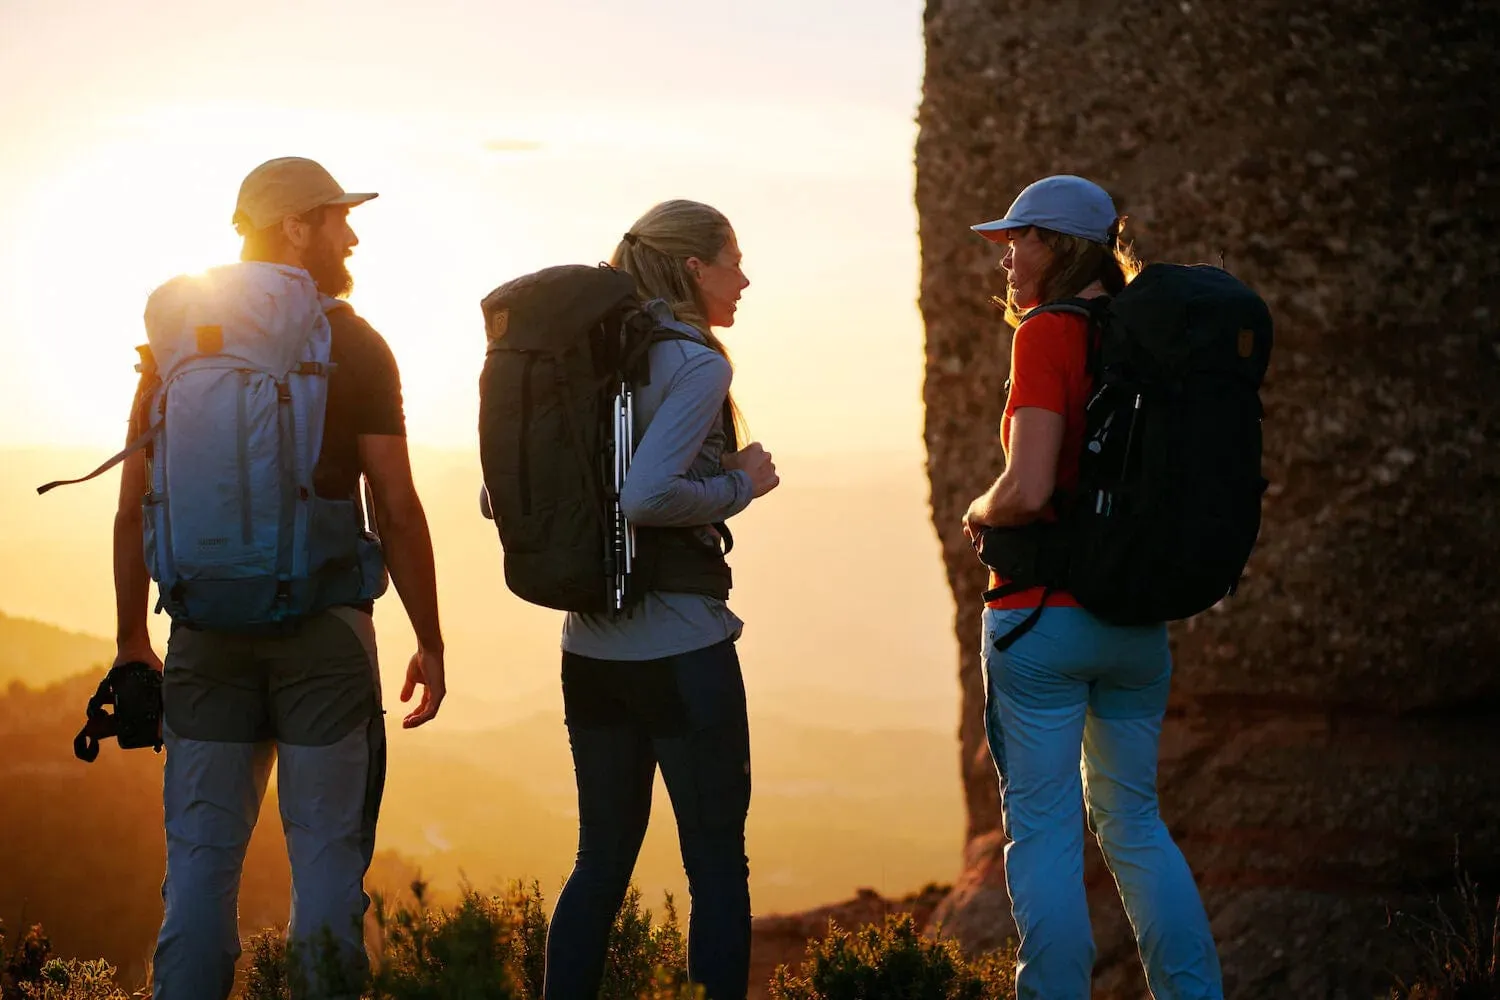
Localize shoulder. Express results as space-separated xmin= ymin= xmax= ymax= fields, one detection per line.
xmin=328 ymin=305 xmax=399 ymax=369
xmin=327 ymin=303 xmax=384 ymax=346
xmin=1013 ymin=308 xmax=1090 ymax=361
xmin=652 ymin=330 xmax=729 ymax=380
xmin=660 ymin=342 xmax=730 ymax=396
xmin=1015 ymin=306 xmax=1090 ymax=340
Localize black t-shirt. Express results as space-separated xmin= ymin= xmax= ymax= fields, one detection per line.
xmin=314 ymin=305 xmax=406 ymax=499
xmin=131 ymin=304 xmax=406 ymax=499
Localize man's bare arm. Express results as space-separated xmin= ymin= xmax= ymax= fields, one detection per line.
xmin=113 ymin=446 xmax=161 ymax=670
xmin=359 ymin=433 xmax=445 ymax=728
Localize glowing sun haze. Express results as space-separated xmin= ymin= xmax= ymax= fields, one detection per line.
xmin=0 ymin=0 xmax=928 ymax=460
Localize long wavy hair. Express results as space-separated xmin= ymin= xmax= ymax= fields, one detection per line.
xmin=611 ymin=199 xmax=744 ymax=440
xmin=1000 ymin=218 xmax=1143 ymax=327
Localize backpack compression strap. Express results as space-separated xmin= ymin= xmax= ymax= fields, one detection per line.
xmin=36 ymin=422 xmax=162 ymax=495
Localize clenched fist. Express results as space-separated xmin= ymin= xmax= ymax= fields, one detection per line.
xmin=722 ymin=442 xmax=780 ymax=499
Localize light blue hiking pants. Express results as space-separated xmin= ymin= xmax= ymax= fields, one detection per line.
xmin=154 ymin=608 xmax=385 ymax=1000
xmin=981 ymin=606 xmax=1222 ymax=1000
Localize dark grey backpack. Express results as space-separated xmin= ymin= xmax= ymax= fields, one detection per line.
xmin=979 ymin=263 xmax=1273 ymax=648
xmin=478 ymin=264 xmax=733 ymax=613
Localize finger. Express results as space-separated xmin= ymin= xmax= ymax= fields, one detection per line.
xmin=403 ymin=693 xmax=439 ymax=729
xmin=401 ymin=690 xmax=429 ymax=728
xmin=400 ymin=668 xmax=417 ymax=704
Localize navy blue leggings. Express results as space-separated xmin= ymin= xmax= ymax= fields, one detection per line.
xmin=544 ymin=640 xmax=752 ymax=1000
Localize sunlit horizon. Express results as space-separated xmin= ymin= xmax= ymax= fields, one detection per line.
xmin=1 ymin=0 xmax=931 ymax=459
xmin=0 ymin=1 xmax=965 ymax=970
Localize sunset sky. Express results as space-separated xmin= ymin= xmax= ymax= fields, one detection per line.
xmin=0 ymin=0 xmax=970 ymax=931
xmin=0 ymin=0 xmax=930 ymax=458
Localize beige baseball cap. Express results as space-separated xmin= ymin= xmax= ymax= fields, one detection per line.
xmin=232 ymin=157 xmax=378 ymax=234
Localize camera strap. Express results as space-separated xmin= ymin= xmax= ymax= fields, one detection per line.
xmin=74 ymin=673 xmax=122 ymax=763
xmin=73 ymin=664 xmax=164 ymax=763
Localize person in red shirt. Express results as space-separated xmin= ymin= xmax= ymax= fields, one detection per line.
xmin=962 ymin=175 xmax=1223 ymax=1000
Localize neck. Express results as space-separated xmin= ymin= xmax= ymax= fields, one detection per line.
xmin=1077 ymin=279 xmax=1107 ymax=299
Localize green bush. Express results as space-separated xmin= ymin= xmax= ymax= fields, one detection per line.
xmin=767 ymin=914 xmax=1014 ymax=1000
xmin=239 ymin=878 xmax=697 ymax=1000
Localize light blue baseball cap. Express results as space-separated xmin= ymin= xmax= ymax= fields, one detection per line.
xmin=971 ymin=174 xmax=1118 ymax=245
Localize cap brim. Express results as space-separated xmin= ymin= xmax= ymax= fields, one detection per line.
xmin=971 ymin=218 xmax=1025 ymax=242
xmin=326 ymin=192 xmax=379 ymax=208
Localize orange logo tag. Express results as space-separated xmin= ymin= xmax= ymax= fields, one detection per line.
xmin=1237 ymin=329 xmax=1255 ymax=358
xmin=490 ymin=309 xmax=510 ymax=340
xmin=196 ymin=325 xmax=223 ymax=354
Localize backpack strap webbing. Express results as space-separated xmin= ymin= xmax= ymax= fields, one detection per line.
xmin=1021 ymin=298 xmax=1094 ymax=322
xmin=626 ymin=322 xmax=739 ymax=557
xmin=36 ymin=422 xmax=162 ymax=495
xmin=1022 ymin=296 xmax=1111 ymax=377
xmin=988 ymin=588 xmax=1056 ymax=653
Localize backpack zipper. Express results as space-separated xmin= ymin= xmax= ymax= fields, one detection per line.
xmin=1106 ymin=392 xmax=1146 ymax=517
xmin=519 ymin=354 xmax=535 ymax=515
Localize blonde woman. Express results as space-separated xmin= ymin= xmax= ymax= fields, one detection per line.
xmin=544 ymin=200 xmax=779 ymax=1000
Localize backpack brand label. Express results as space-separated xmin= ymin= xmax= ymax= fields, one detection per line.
xmin=489 ymin=309 xmax=510 ymax=340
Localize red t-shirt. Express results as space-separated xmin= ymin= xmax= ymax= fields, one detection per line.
xmin=987 ymin=310 xmax=1093 ymax=610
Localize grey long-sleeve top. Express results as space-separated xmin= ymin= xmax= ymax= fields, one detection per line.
xmin=560 ymin=301 xmax=755 ymax=661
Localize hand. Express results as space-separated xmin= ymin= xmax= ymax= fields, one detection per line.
xmin=399 ymin=646 xmax=446 ymax=729
xmin=114 ymin=641 xmax=163 ymax=673
xmin=962 ymin=494 xmax=998 ymax=545
xmin=723 ymin=442 xmax=780 ymax=499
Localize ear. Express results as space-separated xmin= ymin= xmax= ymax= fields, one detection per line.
xmin=281 ymin=215 xmax=313 ymax=251
xmin=684 ymin=256 xmax=707 ymax=285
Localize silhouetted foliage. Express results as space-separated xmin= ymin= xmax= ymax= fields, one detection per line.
xmin=240 ymin=878 xmax=698 ymax=1000
xmin=767 ymin=914 xmax=1013 ymax=1000
xmin=1388 ymin=853 xmax=1500 ymax=1000
xmin=2 ymin=921 xmax=53 ymax=1000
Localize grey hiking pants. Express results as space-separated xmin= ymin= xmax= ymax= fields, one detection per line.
xmin=152 ymin=607 xmax=385 ymax=1000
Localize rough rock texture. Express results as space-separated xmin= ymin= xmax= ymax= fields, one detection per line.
xmin=916 ymin=0 xmax=1500 ymax=995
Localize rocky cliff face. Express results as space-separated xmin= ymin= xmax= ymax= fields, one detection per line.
xmin=915 ymin=0 xmax=1500 ymax=993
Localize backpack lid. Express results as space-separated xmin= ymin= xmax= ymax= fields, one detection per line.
xmin=1106 ymin=263 xmax=1273 ymax=383
xmin=143 ymin=262 xmax=326 ymax=378
xmin=481 ymin=264 xmax=637 ymax=352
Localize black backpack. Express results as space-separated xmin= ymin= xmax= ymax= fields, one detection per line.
xmin=478 ymin=264 xmax=734 ymax=614
xmin=978 ymin=262 xmax=1273 ymax=649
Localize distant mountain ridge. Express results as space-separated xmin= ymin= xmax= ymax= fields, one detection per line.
xmin=0 ymin=610 xmax=112 ymax=689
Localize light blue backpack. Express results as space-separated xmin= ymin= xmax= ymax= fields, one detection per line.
xmin=40 ymin=262 xmax=386 ymax=630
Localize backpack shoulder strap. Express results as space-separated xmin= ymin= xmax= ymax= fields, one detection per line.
xmin=1020 ymin=296 xmax=1103 ymax=323
xmin=625 ymin=316 xmax=740 ymax=556
xmin=1021 ymin=296 xmax=1113 ymax=378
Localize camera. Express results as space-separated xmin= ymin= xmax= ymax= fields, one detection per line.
xmin=74 ymin=661 xmax=164 ymax=762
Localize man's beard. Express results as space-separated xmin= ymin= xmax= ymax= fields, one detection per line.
xmin=304 ymin=234 xmax=354 ymax=297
